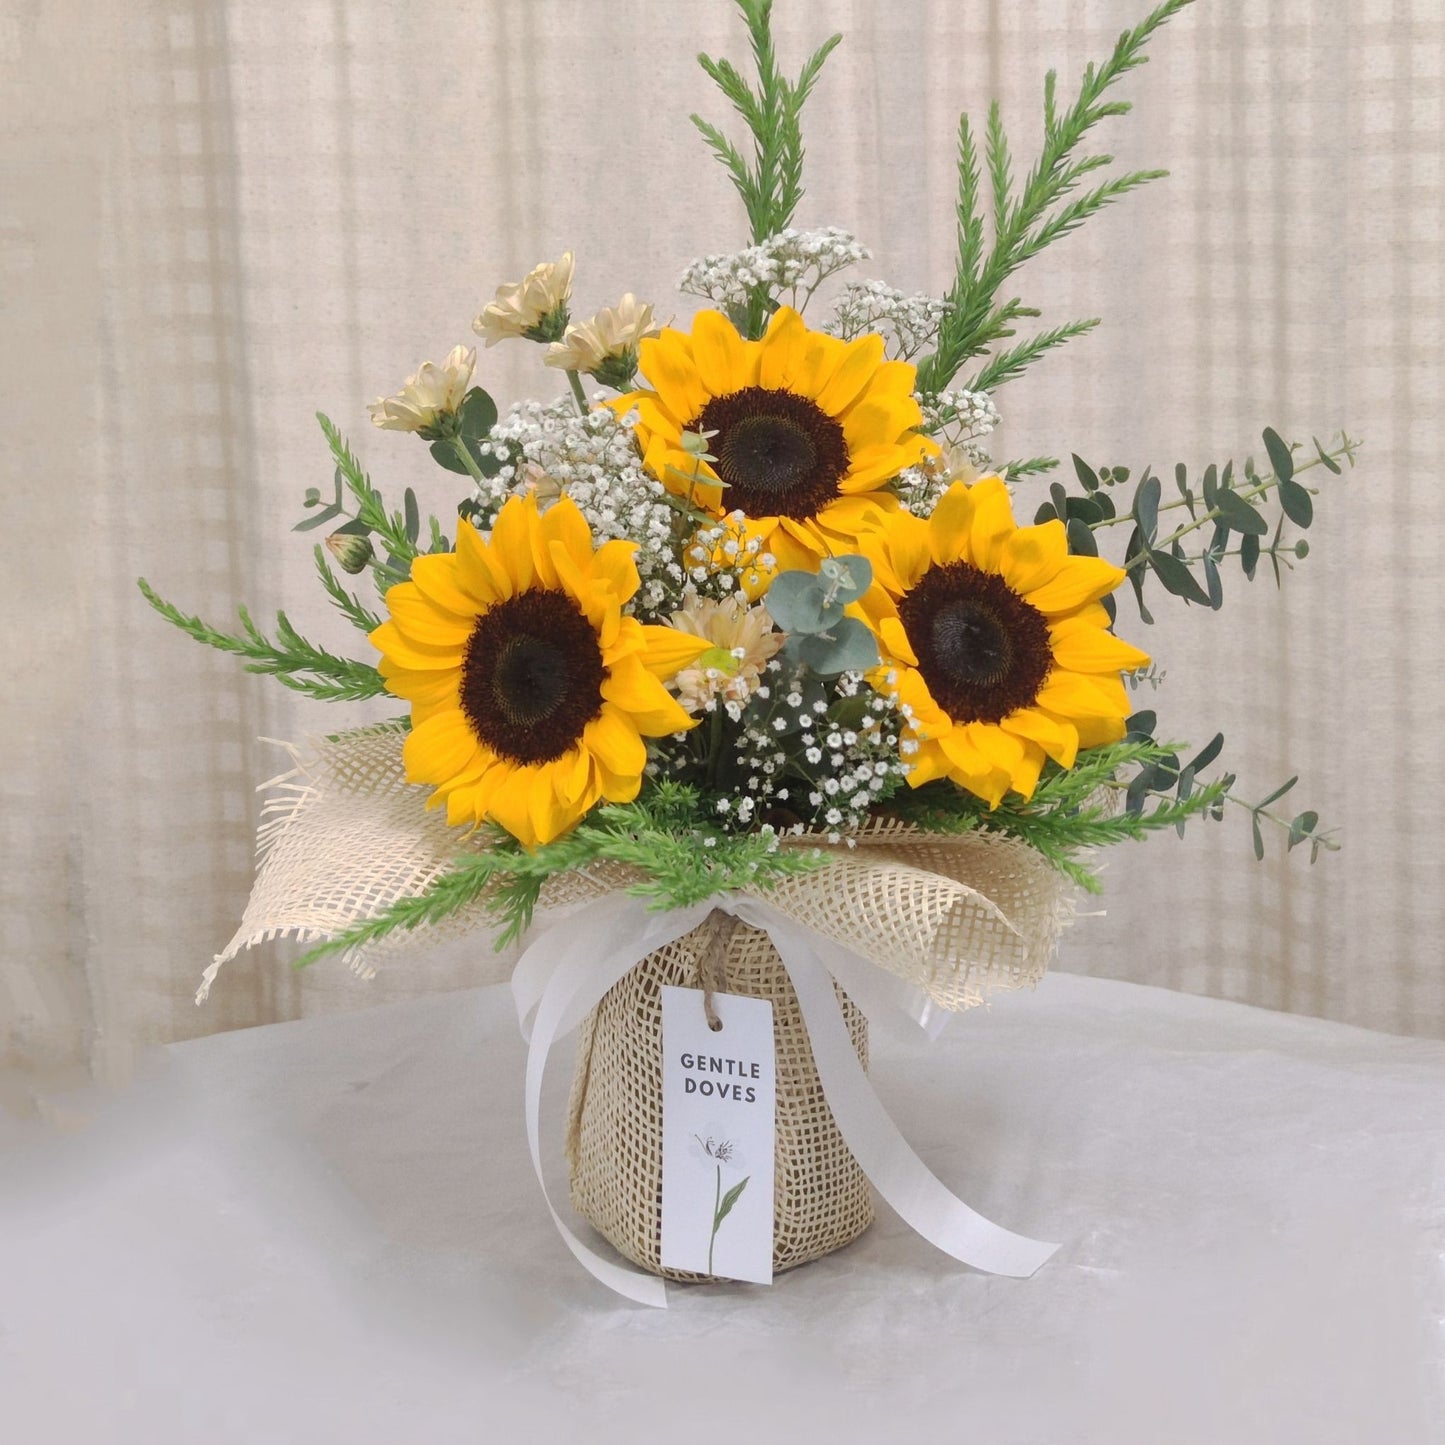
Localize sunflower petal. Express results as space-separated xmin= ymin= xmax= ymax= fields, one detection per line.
xmin=756 ymin=306 xmax=810 ymax=390
xmin=455 ymin=517 xmax=514 ymax=602
xmin=878 ymin=614 xmax=919 ymax=666
xmin=584 ymin=706 xmax=648 ymax=778
xmin=410 ymin=553 xmax=485 ymax=617
xmin=488 ymin=495 xmax=538 ymax=594
xmin=639 ymin=329 xmax=709 ymax=422
xmin=383 ymin=581 xmax=474 ymax=648
xmin=602 ymin=656 xmax=696 ymax=734
xmin=690 ymin=309 xmax=751 ymax=394
xmin=998 ymin=520 xmax=1068 ymax=596
xmin=636 ymin=623 xmax=711 ymax=679
xmin=1000 ymin=706 xmax=1079 ymax=769
xmin=588 ymin=538 xmax=641 ymax=604
xmin=369 ymin=619 xmax=462 ymax=671
xmin=1050 ymin=622 xmax=1151 ymax=675
xmin=816 ymin=333 xmax=886 ymax=415
xmin=403 ymin=710 xmax=481 ymax=785
xmin=1025 ymin=556 xmax=1127 ymax=615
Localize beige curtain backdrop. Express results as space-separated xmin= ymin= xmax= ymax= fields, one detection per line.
xmin=3 ymin=0 xmax=1442 ymax=1091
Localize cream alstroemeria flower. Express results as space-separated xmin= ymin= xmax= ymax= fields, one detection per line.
xmin=545 ymin=293 xmax=659 ymax=382
xmin=472 ymin=252 xmax=575 ymax=346
xmin=367 ymin=345 xmax=475 ymax=435
xmin=669 ymin=589 xmax=783 ymax=713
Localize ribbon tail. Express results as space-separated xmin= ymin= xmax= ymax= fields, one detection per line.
xmin=740 ymin=903 xmax=1060 ymax=1279
xmin=512 ymin=893 xmax=720 ymax=1308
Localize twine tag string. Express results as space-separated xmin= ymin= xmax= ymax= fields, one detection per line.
xmin=696 ymin=907 xmax=740 ymax=1032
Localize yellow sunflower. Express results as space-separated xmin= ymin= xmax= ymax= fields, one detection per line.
xmin=369 ymin=493 xmax=709 ymax=847
xmin=611 ymin=306 xmax=936 ymax=575
xmin=853 ymin=476 xmax=1150 ymax=807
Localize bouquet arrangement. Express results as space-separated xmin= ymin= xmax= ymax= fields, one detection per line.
xmin=140 ymin=0 xmax=1353 ymax=1296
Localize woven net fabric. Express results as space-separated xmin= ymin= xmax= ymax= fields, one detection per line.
xmin=207 ymin=729 xmax=1077 ymax=1012
xmin=565 ymin=920 xmax=873 ymax=1280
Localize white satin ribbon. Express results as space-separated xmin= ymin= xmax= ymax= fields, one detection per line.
xmin=511 ymin=892 xmax=1059 ymax=1307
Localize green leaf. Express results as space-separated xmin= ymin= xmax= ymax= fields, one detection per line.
xmin=1123 ymin=526 xmax=1154 ymax=624
xmin=1215 ymin=489 xmax=1269 ymax=536
xmin=1251 ymin=812 xmax=1265 ymax=860
xmin=1202 ymin=553 xmax=1223 ymax=610
xmin=1050 ymin=481 xmax=1069 ymax=521
xmin=1072 ymin=453 xmax=1099 ymax=492
xmin=293 ymin=504 xmax=343 ymax=533
xmin=1288 ymin=810 xmax=1319 ymax=849
xmin=1125 ymin=709 xmax=1156 ymax=741
xmin=1188 ymin=732 xmax=1224 ymax=772
xmin=1262 ymin=427 xmax=1294 ymax=485
xmin=764 ymin=571 xmax=833 ymax=633
xmin=1257 ymin=774 xmax=1298 ymax=809
xmin=1240 ymin=532 xmax=1260 ymax=579
xmin=1201 ymin=463 xmax=1219 ymax=512
xmin=715 ymin=1176 xmax=750 ymax=1227
xmin=1132 ymin=472 xmax=1161 ymax=545
xmin=1065 ymin=518 xmax=1098 ymax=556
xmin=816 ymin=554 xmax=873 ymax=605
xmin=1148 ymin=548 xmax=1210 ymax=605
xmin=795 ymin=617 xmax=879 ymax=676
xmin=458 ymin=387 xmax=498 ymax=439
xmin=1278 ymin=477 xmax=1314 ymax=528
xmin=403 ymin=488 xmax=420 ymax=545
xmin=1313 ymin=436 xmax=1342 ymax=474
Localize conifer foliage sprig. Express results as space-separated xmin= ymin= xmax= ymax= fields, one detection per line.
xmin=136 ymin=579 xmax=387 ymax=704
xmin=693 ymin=0 xmax=842 ymax=337
xmin=917 ymin=0 xmax=1196 ymax=397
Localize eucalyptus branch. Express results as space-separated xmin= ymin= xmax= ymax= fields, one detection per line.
xmin=1109 ymin=761 xmax=1339 ymax=863
xmin=137 ymin=579 xmax=386 ymax=703
xmin=1094 ymin=434 xmax=1358 ymax=543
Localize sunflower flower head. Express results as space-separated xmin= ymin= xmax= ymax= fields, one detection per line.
xmin=369 ymin=492 xmax=710 ymax=848
xmin=367 ymin=345 xmax=475 ymax=439
xmin=545 ymin=293 xmax=659 ymax=390
xmin=610 ymin=305 xmax=937 ymax=581
xmin=853 ymin=476 xmax=1150 ymax=808
xmin=473 ymin=252 xmax=575 ymax=347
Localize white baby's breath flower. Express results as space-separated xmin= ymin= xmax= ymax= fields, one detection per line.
xmin=366 ymin=344 xmax=475 ymax=435
xmin=545 ymin=293 xmax=659 ymax=385
xmin=473 ymin=251 xmax=575 ymax=346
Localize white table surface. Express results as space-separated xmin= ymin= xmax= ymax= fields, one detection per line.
xmin=3 ymin=971 xmax=1443 ymax=1444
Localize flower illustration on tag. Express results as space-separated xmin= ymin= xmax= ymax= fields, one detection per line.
xmin=691 ymin=1128 xmax=750 ymax=1275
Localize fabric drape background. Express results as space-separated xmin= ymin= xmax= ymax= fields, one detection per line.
xmin=4 ymin=0 xmax=1442 ymax=1092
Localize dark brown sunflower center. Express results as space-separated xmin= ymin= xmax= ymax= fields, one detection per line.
xmin=898 ymin=562 xmax=1052 ymax=724
xmin=460 ymin=588 xmax=606 ymax=765
xmin=694 ymin=385 xmax=850 ymax=520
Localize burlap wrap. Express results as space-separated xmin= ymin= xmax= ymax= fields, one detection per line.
xmin=203 ymin=726 xmax=1077 ymax=1012
xmin=565 ymin=917 xmax=873 ymax=1279
xmin=202 ymin=727 xmax=1078 ymax=1278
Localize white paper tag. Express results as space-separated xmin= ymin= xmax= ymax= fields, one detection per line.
xmin=659 ymin=985 xmax=776 ymax=1284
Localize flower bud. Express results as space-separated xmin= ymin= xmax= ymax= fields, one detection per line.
xmin=325 ymin=530 xmax=374 ymax=574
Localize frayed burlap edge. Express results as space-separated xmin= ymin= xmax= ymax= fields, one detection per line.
xmin=201 ymin=728 xmax=1078 ymax=1014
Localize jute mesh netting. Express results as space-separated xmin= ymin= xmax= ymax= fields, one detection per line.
xmin=204 ymin=728 xmax=1079 ymax=1274
xmin=565 ymin=916 xmax=873 ymax=1279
